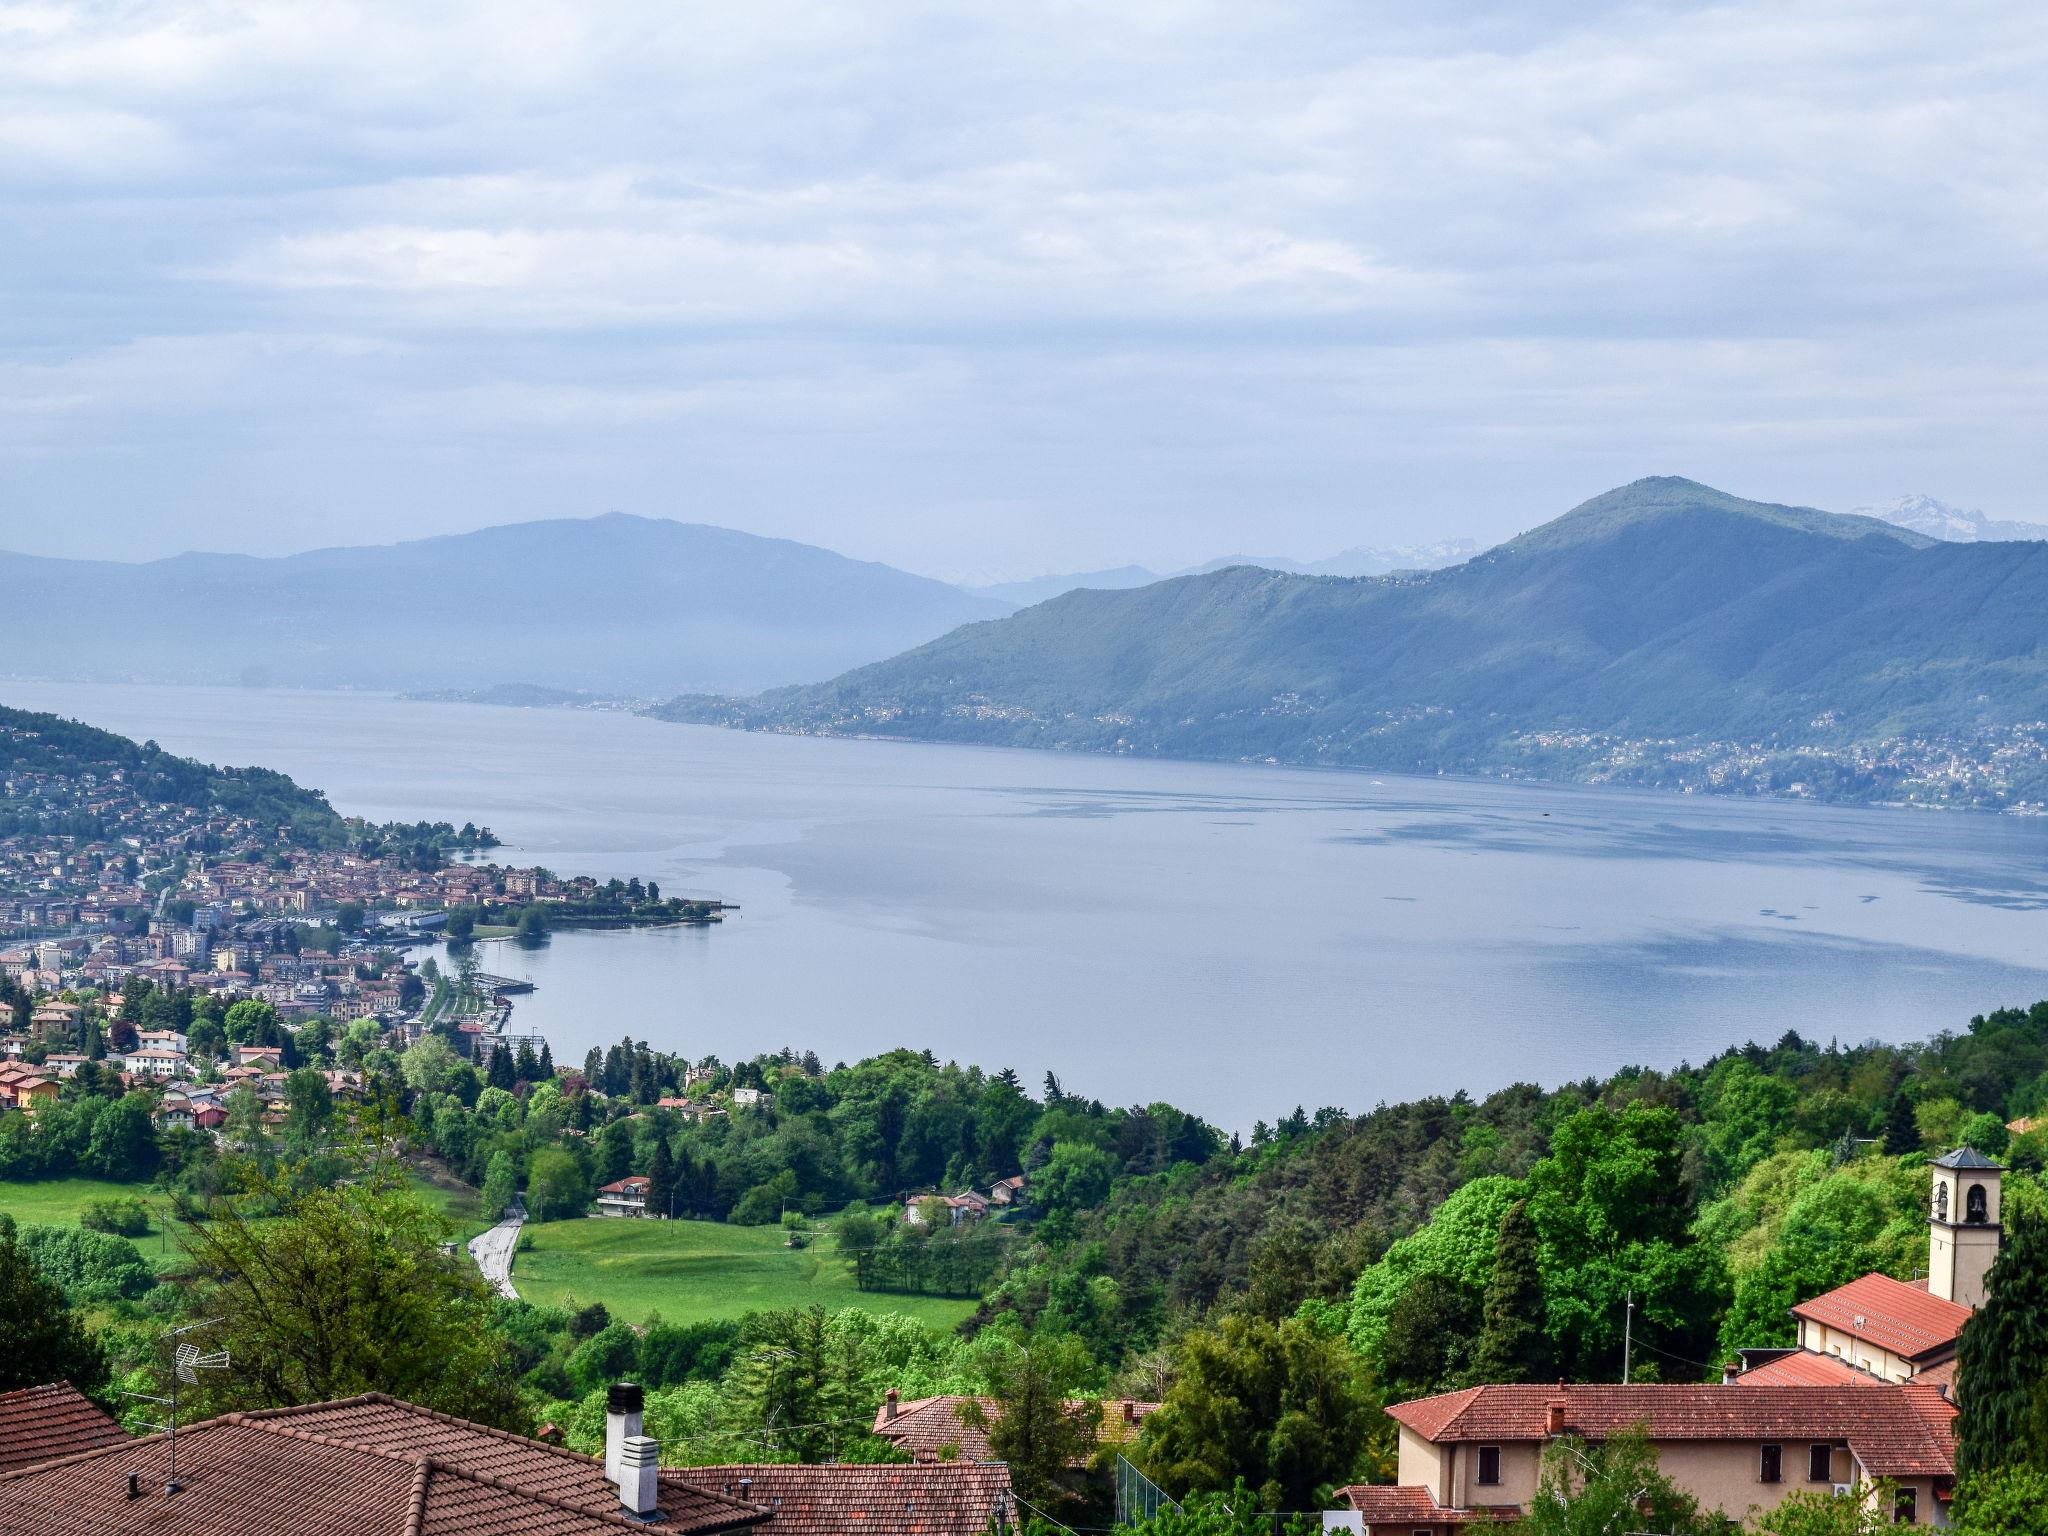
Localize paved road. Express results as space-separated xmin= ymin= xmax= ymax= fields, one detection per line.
xmin=468 ymin=1212 xmax=524 ymax=1299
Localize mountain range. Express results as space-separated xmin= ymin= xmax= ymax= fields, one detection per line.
xmin=1853 ymin=494 xmax=2048 ymax=544
xmin=0 ymin=515 xmax=1007 ymax=696
xmin=655 ymin=478 xmax=2048 ymax=808
xmin=968 ymin=540 xmax=1482 ymax=606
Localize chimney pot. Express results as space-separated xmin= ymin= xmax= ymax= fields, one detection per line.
xmin=1544 ymin=1396 xmax=1567 ymax=1436
xmin=885 ymin=1388 xmax=900 ymax=1421
xmin=615 ymin=1434 xmax=660 ymax=1519
xmin=126 ymin=1473 xmax=141 ymax=1500
xmin=1122 ymin=1399 xmax=1136 ymax=1424
xmin=1722 ymin=1360 xmax=1742 ymax=1385
xmin=605 ymin=1382 xmax=646 ymax=1485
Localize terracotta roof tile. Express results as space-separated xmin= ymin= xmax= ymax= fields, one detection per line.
xmin=871 ymin=1396 xmax=1158 ymax=1463
xmin=672 ymin=1461 xmax=1015 ymax=1536
xmin=1386 ymin=1383 xmax=1956 ymax=1480
xmin=1735 ymin=1352 xmax=1883 ymax=1388
xmin=0 ymin=1397 xmax=773 ymax=1536
xmin=0 ymin=1383 xmax=127 ymax=1473
xmin=1335 ymin=1485 xmax=1517 ymax=1524
xmin=1790 ymin=1272 xmax=1971 ymax=1361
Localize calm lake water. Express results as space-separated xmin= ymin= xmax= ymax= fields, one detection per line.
xmin=11 ymin=680 xmax=2048 ymax=1125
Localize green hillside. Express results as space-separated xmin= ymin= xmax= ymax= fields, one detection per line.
xmin=657 ymin=478 xmax=2048 ymax=807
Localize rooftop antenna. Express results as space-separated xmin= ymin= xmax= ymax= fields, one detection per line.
xmin=124 ymin=1319 xmax=230 ymax=1497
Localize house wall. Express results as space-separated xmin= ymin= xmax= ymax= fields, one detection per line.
xmin=1650 ymin=1440 xmax=1854 ymax=1524
xmin=1796 ymin=1319 xmax=1915 ymax=1382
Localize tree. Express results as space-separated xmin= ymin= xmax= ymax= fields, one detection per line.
xmin=1523 ymin=1105 xmax=1727 ymax=1379
xmin=1518 ymin=1428 xmax=1723 ymax=1536
xmin=730 ymin=1306 xmax=860 ymax=1462
xmin=1951 ymin=1467 xmax=2048 ymax=1535
xmin=480 ymin=1151 xmax=520 ymax=1219
xmin=1032 ymin=1141 xmax=1116 ymax=1225
xmin=1753 ymin=1485 xmax=1902 ymax=1535
xmin=400 ymin=1036 xmax=462 ymax=1096
xmin=175 ymin=1156 xmax=527 ymax=1429
xmin=515 ymin=904 xmax=550 ymax=947
xmin=0 ymin=1219 xmax=108 ymax=1393
xmin=1474 ymin=1199 xmax=1552 ymax=1382
xmin=962 ymin=1337 xmax=1098 ymax=1512
xmin=1956 ymin=1207 xmax=2048 ymax=1473
xmin=281 ymin=1068 xmax=335 ymax=1148
xmin=1882 ymin=1094 xmax=1920 ymax=1156
xmin=1140 ymin=1313 xmax=1377 ymax=1509
xmin=1377 ymin=1272 xmax=1481 ymax=1394
xmin=647 ymin=1137 xmax=675 ymax=1219
xmin=527 ymin=1146 xmax=592 ymax=1221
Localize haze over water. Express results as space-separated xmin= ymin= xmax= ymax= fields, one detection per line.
xmin=15 ymin=680 xmax=2048 ymax=1126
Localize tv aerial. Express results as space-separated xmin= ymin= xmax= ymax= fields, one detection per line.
xmin=124 ymin=1319 xmax=231 ymax=1497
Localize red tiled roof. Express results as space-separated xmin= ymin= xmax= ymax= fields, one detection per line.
xmin=1913 ymin=1358 xmax=1957 ymax=1395
xmin=872 ymin=1396 xmax=1159 ymax=1463
xmin=1335 ymin=1485 xmax=1517 ymax=1524
xmin=672 ymin=1461 xmax=1015 ymax=1536
xmin=1387 ymin=1383 xmax=1956 ymax=1479
xmin=1790 ymin=1272 xmax=1971 ymax=1361
xmin=0 ymin=1395 xmax=771 ymax=1536
xmin=598 ymin=1178 xmax=650 ymax=1195
xmin=233 ymin=1395 xmax=764 ymax=1532
xmin=1736 ymin=1352 xmax=1882 ymax=1388
xmin=0 ymin=1383 xmax=126 ymax=1473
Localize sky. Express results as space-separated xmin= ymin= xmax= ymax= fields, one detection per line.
xmin=0 ymin=1 xmax=2042 ymax=584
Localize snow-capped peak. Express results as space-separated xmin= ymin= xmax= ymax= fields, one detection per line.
xmin=1852 ymin=494 xmax=2048 ymax=543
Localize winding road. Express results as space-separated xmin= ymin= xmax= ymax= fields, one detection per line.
xmin=468 ymin=1211 xmax=524 ymax=1299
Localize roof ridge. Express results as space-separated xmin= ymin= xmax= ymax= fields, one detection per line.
xmin=404 ymin=1456 xmax=433 ymax=1536
xmin=0 ymin=1415 xmax=216 ymax=1484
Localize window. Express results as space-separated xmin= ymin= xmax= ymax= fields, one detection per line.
xmin=1967 ymin=1184 xmax=1988 ymax=1223
xmin=1894 ymin=1487 xmax=1917 ymax=1524
xmin=1759 ymin=1444 xmax=1782 ymax=1484
xmin=1477 ymin=1446 xmax=1501 ymax=1486
xmin=1808 ymin=1444 xmax=1833 ymax=1482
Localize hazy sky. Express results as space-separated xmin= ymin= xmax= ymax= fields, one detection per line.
xmin=1 ymin=1 xmax=2041 ymax=582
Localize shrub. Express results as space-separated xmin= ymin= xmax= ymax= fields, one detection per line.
xmin=80 ymin=1196 xmax=153 ymax=1237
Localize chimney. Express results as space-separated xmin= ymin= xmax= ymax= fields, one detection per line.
xmin=1722 ymin=1360 xmax=1742 ymax=1385
xmin=1122 ymin=1399 xmax=1136 ymax=1424
xmin=885 ymin=1388 xmax=900 ymax=1421
xmin=1544 ymin=1394 xmax=1567 ymax=1437
xmin=605 ymin=1382 xmax=645 ymax=1483
xmin=615 ymin=1434 xmax=660 ymax=1520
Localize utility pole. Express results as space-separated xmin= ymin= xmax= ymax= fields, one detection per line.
xmin=1622 ymin=1288 xmax=1635 ymax=1384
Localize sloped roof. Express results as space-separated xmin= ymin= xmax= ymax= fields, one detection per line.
xmin=872 ymin=1395 xmax=1158 ymax=1462
xmin=0 ymin=1383 xmax=126 ymax=1473
xmin=1735 ymin=1352 xmax=1881 ymax=1388
xmin=234 ymin=1395 xmax=764 ymax=1531
xmin=1791 ymin=1272 xmax=1971 ymax=1361
xmin=1386 ymin=1383 xmax=1956 ymax=1479
xmin=1930 ymin=1147 xmax=2003 ymax=1171
xmin=0 ymin=1395 xmax=770 ymax=1536
xmin=1334 ymin=1485 xmax=1517 ymax=1524
xmin=672 ymin=1461 xmax=1015 ymax=1536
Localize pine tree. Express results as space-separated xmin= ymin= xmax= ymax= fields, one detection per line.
xmin=513 ymin=1039 xmax=539 ymax=1083
xmin=1957 ymin=1207 xmax=2048 ymax=1473
xmin=538 ymin=1041 xmax=554 ymax=1079
xmin=582 ymin=1046 xmax=603 ymax=1084
xmin=647 ymin=1138 xmax=675 ymax=1220
xmin=1884 ymin=1094 xmax=1920 ymax=1155
xmin=486 ymin=1042 xmax=514 ymax=1091
xmin=1475 ymin=1198 xmax=1553 ymax=1382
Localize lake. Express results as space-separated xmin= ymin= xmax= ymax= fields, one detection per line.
xmin=9 ymin=679 xmax=2048 ymax=1125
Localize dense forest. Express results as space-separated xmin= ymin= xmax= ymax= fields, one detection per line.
xmin=12 ymin=986 xmax=2048 ymax=1526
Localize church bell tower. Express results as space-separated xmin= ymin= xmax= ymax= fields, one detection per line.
xmin=1928 ymin=1147 xmax=2003 ymax=1310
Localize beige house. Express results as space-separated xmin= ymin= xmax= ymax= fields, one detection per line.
xmin=1350 ymin=1151 xmax=1996 ymax=1530
xmin=1362 ymin=1380 xmax=1954 ymax=1530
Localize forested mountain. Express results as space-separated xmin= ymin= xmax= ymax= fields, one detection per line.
xmin=0 ymin=515 xmax=1007 ymax=696
xmin=660 ymin=478 xmax=2048 ymax=807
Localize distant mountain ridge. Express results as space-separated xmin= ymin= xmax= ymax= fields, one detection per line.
xmin=656 ymin=478 xmax=2048 ymax=809
xmin=968 ymin=539 xmax=1482 ymax=606
xmin=0 ymin=514 xmax=1007 ymax=695
xmin=1853 ymin=494 xmax=2048 ymax=544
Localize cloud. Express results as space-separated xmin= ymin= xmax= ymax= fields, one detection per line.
xmin=0 ymin=0 xmax=2041 ymax=573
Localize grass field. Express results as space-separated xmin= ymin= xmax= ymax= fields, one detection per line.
xmin=511 ymin=1218 xmax=978 ymax=1331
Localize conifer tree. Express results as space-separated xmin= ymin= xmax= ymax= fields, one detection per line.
xmin=1883 ymin=1094 xmax=1920 ymax=1155
xmin=1475 ymin=1198 xmax=1552 ymax=1382
xmin=538 ymin=1040 xmax=555 ymax=1079
xmin=647 ymin=1137 xmax=675 ymax=1221
xmin=1956 ymin=1207 xmax=2048 ymax=1473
